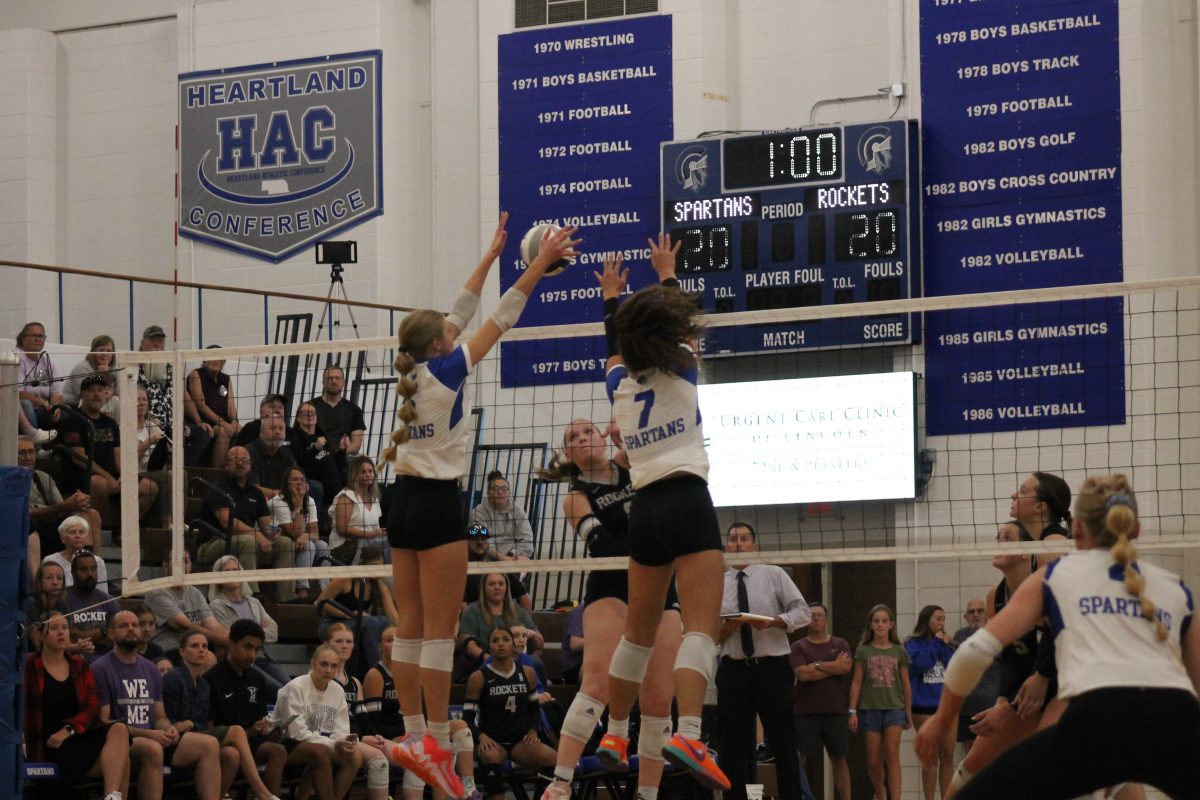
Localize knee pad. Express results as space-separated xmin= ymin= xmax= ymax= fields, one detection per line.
xmin=392 ymin=637 xmax=422 ymax=665
xmin=561 ymin=691 xmax=605 ymax=743
xmin=637 ymin=715 xmax=672 ymax=762
xmin=367 ymin=755 xmax=390 ymax=789
xmin=950 ymin=761 xmax=973 ymax=791
xmin=674 ymin=632 xmax=717 ymax=684
xmin=451 ymin=725 xmax=474 ymax=755
xmin=609 ymin=637 xmax=653 ymax=683
xmin=419 ymin=638 xmax=455 ymax=672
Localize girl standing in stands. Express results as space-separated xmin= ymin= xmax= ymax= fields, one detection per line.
xmin=537 ymin=417 xmax=681 ymax=800
xmin=916 ymin=475 xmax=1200 ymax=798
xmin=906 ymin=605 xmax=957 ymax=800
xmin=380 ymin=214 xmax=578 ymax=797
xmin=591 ymin=238 xmax=729 ymax=791
xmin=849 ymin=604 xmax=911 ymax=800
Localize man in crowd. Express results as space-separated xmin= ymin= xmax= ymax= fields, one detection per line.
xmin=463 ymin=525 xmax=533 ymax=611
xmin=790 ymin=602 xmax=853 ymax=800
xmin=15 ymin=320 xmax=62 ymax=429
xmin=139 ymin=324 xmax=211 ymax=466
xmin=247 ymin=413 xmax=296 ymax=501
xmin=717 ymin=521 xmax=812 ymax=800
xmin=65 ymin=550 xmax=121 ymax=659
xmin=469 ymin=470 xmax=534 ymax=561
xmin=144 ymin=550 xmax=230 ymax=660
xmin=308 ymin=365 xmax=364 ymax=483
xmin=18 ymin=434 xmax=101 ymax=554
xmin=952 ymin=597 xmax=999 ymax=755
xmin=92 ymin=610 xmax=223 ymax=800
xmin=233 ymin=393 xmax=287 ymax=448
xmin=197 ymin=446 xmax=296 ymax=601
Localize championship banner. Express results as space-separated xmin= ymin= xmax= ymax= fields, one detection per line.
xmin=178 ymin=51 xmax=383 ymax=263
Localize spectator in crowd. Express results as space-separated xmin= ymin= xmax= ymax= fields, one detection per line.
xmin=272 ymin=644 xmax=386 ymax=800
xmin=363 ymin=625 xmax=406 ymax=739
xmin=197 ymin=445 xmax=297 ymax=601
xmin=469 ymin=471 xmax=534 ymax=561
xmin=24 ymin=611 xmax=130 ymax=800
xmin=26 ymin=561 xmax=82 ymax=655
xmin=135 ymin=384 xmax=172 ymax=526
xmin=717 ymin=521 xmax=812 ymax=800
xmin=65 ymin=550 xmax=121 ymax=658
xmin=206 ymin=620 xmax=299 ymax=799
xmin=848 ymin=604 xmax=911 ymax=800
xmin=316 ymin=546 xmax=399 ymax=675
xmin=60 ymin=374 xmax=158 ymax=522
xmin=247 ymin=414 xmax=296 ymax=502
xmin=136 ymin=608 xmax=165 ymax=663
xmin=19 ymin=434 xmax=102 ymax=554
xmin=308 ymin=365 xmax=365 ymax=483
xmin=63 ymin=334 xmax=120 ymax=413
xmin=233 ymin=393 xmax=287 ymax=448
xmin=93 ymin=610 xmax=223 ymax=800
xmin=144 ymin=550 xmax=230 ymax=659
xmin=560 ymin=602 xmax=585 ymax=685
xmin=330 ymin=455 xmax=384 ymax=565
xmin=323 ymin=623 xmax=367 ymax=728
xmin=906 ymin=605 xmax=958 ymax=800
xmin=458 ymin=572 xmax=542 ymax=671
xmin=791 ymin=602 xmax=853 ymax=800
xmin=44 ymin=515 xmax=110 ymax=593
xmin=952 ymin=598 xmax=998 ymax=757
xmin=187 ymin=345 xmax=241 ymax=467
xmin=155 ymin=658 xmax=174 ymax=677
xmin=289 ymin=400 xmax=341 ymax=514
xmin=139 ymin=324 xmax=212 ymax=466
xmin=207 ymin=555 xmax=290 ymax=688
xmin=268 ymin=466 xmax=329 ymax=600
xmin=15 ymin=320 xmax=62 ymax=429
xmin=464 ymin=526 xmax=533 ymax=611
xmin=498 ymin=625 xmax=551 ymax=698
xmin=162 ymin=630 xmax=281 ymax=800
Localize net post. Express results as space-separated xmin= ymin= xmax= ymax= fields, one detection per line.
xmin=171 ymin=349 xmax=186 ymax=587
xmin=118 ymin=362 xmax=140 ymax=587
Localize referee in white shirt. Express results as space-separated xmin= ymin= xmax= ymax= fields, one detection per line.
xmin=717 ymin=522 xmax=812 ymax=800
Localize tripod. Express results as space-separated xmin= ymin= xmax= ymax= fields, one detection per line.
xmin=316 ymin=262 xmax=362 ymax=342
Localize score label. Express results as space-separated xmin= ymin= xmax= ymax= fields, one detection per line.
xmin=660 ymin=120 xmax=921 ymax=356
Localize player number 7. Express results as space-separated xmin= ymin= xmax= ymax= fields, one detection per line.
xmin=634 ymin=389 xmax=655 ymax=429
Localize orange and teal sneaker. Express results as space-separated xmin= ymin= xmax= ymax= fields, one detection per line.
xmin=595 ymin=732 xmax=630 ymax=772
xmin=390 ymin=734 xmax=466 ymax=798
xmin=662 ymin=734 xmax=730 ymax=790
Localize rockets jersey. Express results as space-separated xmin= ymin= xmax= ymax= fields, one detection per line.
xmin=478 ymin=662 xmax=536 ymax=743
xmin=389 ymin=346 xmax=474 ymax=481
xmin=569 ymin=462 xmax=634 ymax=542
xmin=1043 ymin=549 xmax=1195 ymax=699
xmin=605 ymin=355 xmax=708 ymax=489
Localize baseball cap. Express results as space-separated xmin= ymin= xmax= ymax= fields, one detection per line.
xmin=142 ymin=325 xmax=167 ymax=340
xmin=80 ymin=374 xmax=108 ymax=390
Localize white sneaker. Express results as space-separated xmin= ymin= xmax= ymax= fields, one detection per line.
xmin=33 ymin=428 xmax=57 ymax=447
xmin=102 ymin=792 xmax=123 ymax=800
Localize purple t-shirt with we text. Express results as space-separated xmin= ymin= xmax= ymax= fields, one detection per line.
xmin=92 ymin=651 xmax=163 ymax=729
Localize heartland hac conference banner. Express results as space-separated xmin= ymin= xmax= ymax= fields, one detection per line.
xmin=178 ymin=51 xmax=383 ymax=263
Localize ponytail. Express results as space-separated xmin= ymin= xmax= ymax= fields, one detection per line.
xmin=536 ymin=450 xmax=581 ymax=482
xmin=379 ymin=310 xmax=447 ymax=468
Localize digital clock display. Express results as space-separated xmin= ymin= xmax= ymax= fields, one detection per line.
xmin=660 ymin=120 xmax=921 ymax=355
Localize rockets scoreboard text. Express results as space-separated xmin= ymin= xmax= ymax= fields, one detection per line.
xmin=660 ymin=119 xmax=921 ymax=355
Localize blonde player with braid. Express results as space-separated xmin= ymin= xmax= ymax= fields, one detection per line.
xmin=915 ymin=475 xmax=1200 ymax=799
xmin=379 ymin=214 xmax=580 ymax=798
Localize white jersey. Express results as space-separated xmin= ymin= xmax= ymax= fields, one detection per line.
xmin=1044 ymin=549 xmax=1195 ymax=699
xmin=606 ymin=354 xmax=708 ymax=489
xmin=272 ymin=673 xmax=351 ymax=747
xmin=389 ymin=346 xmax=475 ymax=481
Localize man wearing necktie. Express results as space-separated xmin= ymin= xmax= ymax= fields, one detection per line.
xmin=717 ymin=522 xmax=812 ymax=800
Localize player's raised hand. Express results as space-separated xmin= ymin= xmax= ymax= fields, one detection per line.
xmin=648 ymin=232 xmax=681 ymax=282
xmin=485 ymin=211 xmax=510 ymax=261
xmin=594 ymin=253 xmax=629 ymax=300
xmin=530 ymin=225 xmax=581 ymax=273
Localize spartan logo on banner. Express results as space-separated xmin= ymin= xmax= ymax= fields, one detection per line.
xmin=178 ymin=51 xmax=382 ymax=262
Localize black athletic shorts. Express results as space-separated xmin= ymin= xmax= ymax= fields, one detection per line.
xmin=794 ymin=713 xmax=849 ymax=758
xmin=627 ymin=475 xmax=722 ymax=567
xmin=386 ymin=475 xmax=466 ymax=551
xmin=584 ymin=571 xmax=681 ymax=610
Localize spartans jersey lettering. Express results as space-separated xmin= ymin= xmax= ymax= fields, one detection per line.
xmin=390 ymin=346 xmax=474 ymax=480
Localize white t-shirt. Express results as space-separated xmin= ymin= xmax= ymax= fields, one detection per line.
xmin=606 ymin=353 xmax=708 ymax=489
xmin=1045 ymin=548 xmax=1195 ymax=699
xmin=45 ymin=551 xmax=109 ymax=594
xmin=389 ymin=346 xmax=474 ymax=481
xmin=272 ymin=673 xmax=351 ymax=746
xmin=267 ymin=494 xmax=318 ymax=529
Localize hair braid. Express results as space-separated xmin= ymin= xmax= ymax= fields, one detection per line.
xmin=379 ymin=310 xmax=445 ymax=468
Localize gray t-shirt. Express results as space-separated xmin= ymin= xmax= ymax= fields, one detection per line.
xmin=146 ymin=586 xmax=214 ymax=651
xmin=64 ymin=587 xmax=121 ymax=653
xmin=92 ymin=651 xmax=163 ymax=729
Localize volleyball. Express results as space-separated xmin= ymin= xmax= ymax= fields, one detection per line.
xmin=520 ymin=222 xmax=570 ymax=276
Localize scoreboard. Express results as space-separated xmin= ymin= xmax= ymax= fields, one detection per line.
xmin=660 ymin=119 xmax=921 ymax=355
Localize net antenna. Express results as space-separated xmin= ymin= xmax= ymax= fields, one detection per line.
xmin=314 ymin=240 xmax=363 ymax=343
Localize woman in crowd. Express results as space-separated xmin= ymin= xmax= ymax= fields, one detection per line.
xmin=24 ymin=611 xmax=129 ymax=800
xmin=269 ymin=466 xmax=329 ymax=599
xmin=44 ymin=515 xmax=108 ymax=591
xmin=457 ymin=572 xmax=542 ymax=671
xmin=187 ymin=345 xmax=241 ymax=467
xmin=537 ymin=417 xmax=680 ymax=800
xmin=330 ymin=456 xmax=384 ymax=565
xmin=290 ymin=400 xmax=341 ymax=513
xmin=849 ymin=603 xmax=911 ymax=800
xmin=135 ymin=384 xmax=172 ymax=527
xmin=916 ymin=475 xmax=1200 ymax=798
xmin=63 ymin=334 xmax=120 ymax=413
xmin=377 ymin=214 xmax=575 ymax=796
xmin=26 ymin=561 xmax=90 ymax=656
xmin=466 ymin=627 xmax=557 ymax=799
xmin=906 ymin=605 xmax=957 ymax=800
xmin=316 ymin=546 xmax=398 ymax=675
xmin=207 ymin=555 xmax=290 ymax=688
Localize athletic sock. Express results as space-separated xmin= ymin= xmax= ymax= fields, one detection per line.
xmin=403 ymin=714 xmax=426 ymax=737
xmin=676 ymin=715 xmax=702 ymax=740
xmin=607 ymin=717 xmax=629 ymax=738
xmin=554 ymin=766 xmax=575 ymax=782
xmin=429 ymin=720 xmax=450 ymax=748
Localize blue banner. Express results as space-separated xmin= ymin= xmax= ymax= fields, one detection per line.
xmin=920 ymin=0 xmax=1125 ymax=435
xmin=498 ymin=16 xmax=673 ymax=388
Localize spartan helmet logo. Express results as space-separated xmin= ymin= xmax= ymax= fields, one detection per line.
xmin=675 ymin=146 xmax=709 ymax=193
xmin=857 ymin=127 xmax=893 ymax=175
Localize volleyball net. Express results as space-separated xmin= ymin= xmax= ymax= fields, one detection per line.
xmin=110 ymin=275 xmax=1199 ymax=603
